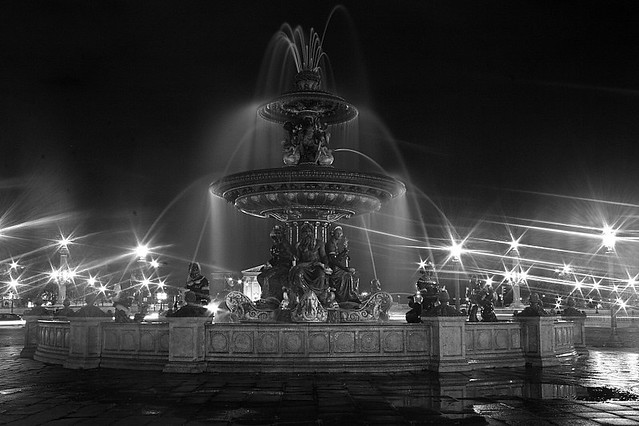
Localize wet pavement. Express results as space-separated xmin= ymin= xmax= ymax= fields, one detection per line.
xmin=2 ymin=328 xmax=639 ymax=425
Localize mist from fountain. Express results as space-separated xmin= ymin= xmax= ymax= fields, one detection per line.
xmin=175 ymin=9 xmax=451 ymax=295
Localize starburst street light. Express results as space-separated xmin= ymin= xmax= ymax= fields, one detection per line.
xmin=602 ymin=223 xmax=621 ymax=347
xmin=48 ymin=233 xmax=76 ymax=303
xmin=448 ymin=241 xmax=465 ymax=311
xmin=7 ymin=277 xmax=19 ymax=314
xmin=506 ymin=238 xmax=526 ymax=310
xmin=601 ymin=224 xmax=616 ymax=253
xmin=58 ymin=235 xmax=72 ymax=249
xmin=448 ymin=241 xmax=464 ymax=262
xmin=417 ymin=258 xmax=429 ymax=270
xmin=135 ymin=244 xmax=149 ymax=260
xmin=9 ymin=277 xmax=19 ymax=291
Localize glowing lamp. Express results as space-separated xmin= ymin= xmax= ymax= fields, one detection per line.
xmin=602 ymin=225 xmax=617 ymax=252
xmin=9 ymin=277 xmax=19 ymax=290
xmin=135 ymin=244 xmax=149 ymax=259
xmin=449 ymin=242 xmax=464 ymax=261
xmin=58 ymin=235 xmax=71 ymax=249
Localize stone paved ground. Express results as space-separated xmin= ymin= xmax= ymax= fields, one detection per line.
xmin=3 ymin=328 xmax=639 ymax=425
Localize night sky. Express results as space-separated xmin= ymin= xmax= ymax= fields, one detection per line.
xmin=3 ymin=1 xmax=639 ymax=295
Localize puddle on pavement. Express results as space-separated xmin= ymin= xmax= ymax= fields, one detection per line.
xmin=576 ymin=386 xmax=639 ymax=401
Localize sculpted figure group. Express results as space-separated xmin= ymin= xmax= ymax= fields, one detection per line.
xmin=257 ymin=223 xmax=362 ymax=315
xmin=281 ymin=116 xmax=334 ymax=166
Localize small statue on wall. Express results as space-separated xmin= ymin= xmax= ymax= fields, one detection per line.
xmin=416 ymin=260 xmax=439 ymax=312
xmin=186 ymin=262 xmax=210 ymax=304
xmin=515 ymin=292 xmax=548 ymax=317
xmin=423 ymin=290 xmax=464 ymax=317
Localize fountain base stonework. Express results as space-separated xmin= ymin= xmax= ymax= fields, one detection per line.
xmin=27 ymin=315 xmax=582 ymax=373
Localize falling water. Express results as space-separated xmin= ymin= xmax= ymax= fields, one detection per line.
xmin=359 ymin=215 xmax=377 ymax=281
xmin=199 ymin=10 xmax=446 ymax=294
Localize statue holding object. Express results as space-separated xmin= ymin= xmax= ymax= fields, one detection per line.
xmin=289 ymin=223 xmax=335 ymax=311
xmin=257 ymin=225 xmax=295 ymax=302
xmin=325 ymin=225 xmax=361 ymax=305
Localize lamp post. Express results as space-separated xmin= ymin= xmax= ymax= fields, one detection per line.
xmin=157 ymin=290 xmax=167 ymax=311
xmin=508 ymin=240 xmax=526 ymax=310
xmin=52 ymin=241 xmax=74 ymax=304
xmin=602 ymin=225 xmax=622 ymax=347
xmin=8 ymin=277 xmax=19 ymax=314
xmin=449 ymin=242 xmax=464 ymax=311
xmin=9 ymin=291 xmax=15 ymax=314
xmin=130 ymin=244 xmax=150 ymax=306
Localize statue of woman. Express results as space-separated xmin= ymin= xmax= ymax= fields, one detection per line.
xmin=289 ymin=223 xmax=332 ymax=306
xmin=257 ymin=225 xmax=295 ymax=301
xmin=325 ymin=226 xmax=360 ymax=304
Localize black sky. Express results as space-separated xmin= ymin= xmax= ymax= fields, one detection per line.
xmin=3 ymin=1 xmax=639 ymax=288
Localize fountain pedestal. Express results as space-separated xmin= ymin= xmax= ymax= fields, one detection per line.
xmin=163 ymin=317 xmax=210 ymax=373
xmin=563 ymin=315 xmax=588 ymax=354
xmin=64 ymin=317 xmax=113 ymax=369
xmin=20 ymin=315 xmax=52 ymax=358
xmin=422 ymin=316 xmax=471 ymax=373
xmin=515 ymin=316 xmax=564 ymax=367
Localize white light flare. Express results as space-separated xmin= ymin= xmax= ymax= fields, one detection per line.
xmin=135 ymin=244 xmax=149 ymax=259
xmin=602 ymin=225 xmax=617 ymax=252
xmin=449 ymin=241 xmax=464 ymax=262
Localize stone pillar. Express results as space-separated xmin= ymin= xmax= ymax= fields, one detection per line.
xmin=421 ymin=316 xmax=470 ymax=372
xmin=515 ymin=316 xmax=560 ymax=367
xmin=64 ymin=317 xmax=112 ymax=369
xmin=20 ymin=316 xmax=46 ymax=358
xmin=163 ymin=317 xmax=210 ymax=373
xmin=563 ymin=316 xmax=588 ymax=354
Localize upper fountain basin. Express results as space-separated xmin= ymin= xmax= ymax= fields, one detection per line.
xmin=258 ymin=90 xmax=358 ymax=125
xmin=210 ymin=165 xmax=405 ymax=223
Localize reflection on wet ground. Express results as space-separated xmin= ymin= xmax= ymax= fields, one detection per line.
xmin=2 ymin=328 xmax=639 ymax=424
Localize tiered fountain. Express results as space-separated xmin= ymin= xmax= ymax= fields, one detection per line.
xmin=210 ymin=30 xmax=405 ymax=323
xmin=26 ymin=25 xmax=585 ymax=374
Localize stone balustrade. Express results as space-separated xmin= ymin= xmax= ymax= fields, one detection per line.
xmin=102 ymin=321 xmax=170 ymax=370
xmin=465 ymin=321 xmax=524 ymax=369
xmin=24 ymin=315 xmax=584 ymax=373
xmin=33 ymin=320 xmax=70 ymax=365
xmin=204 ymin=322 xmax=438 ymax=373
